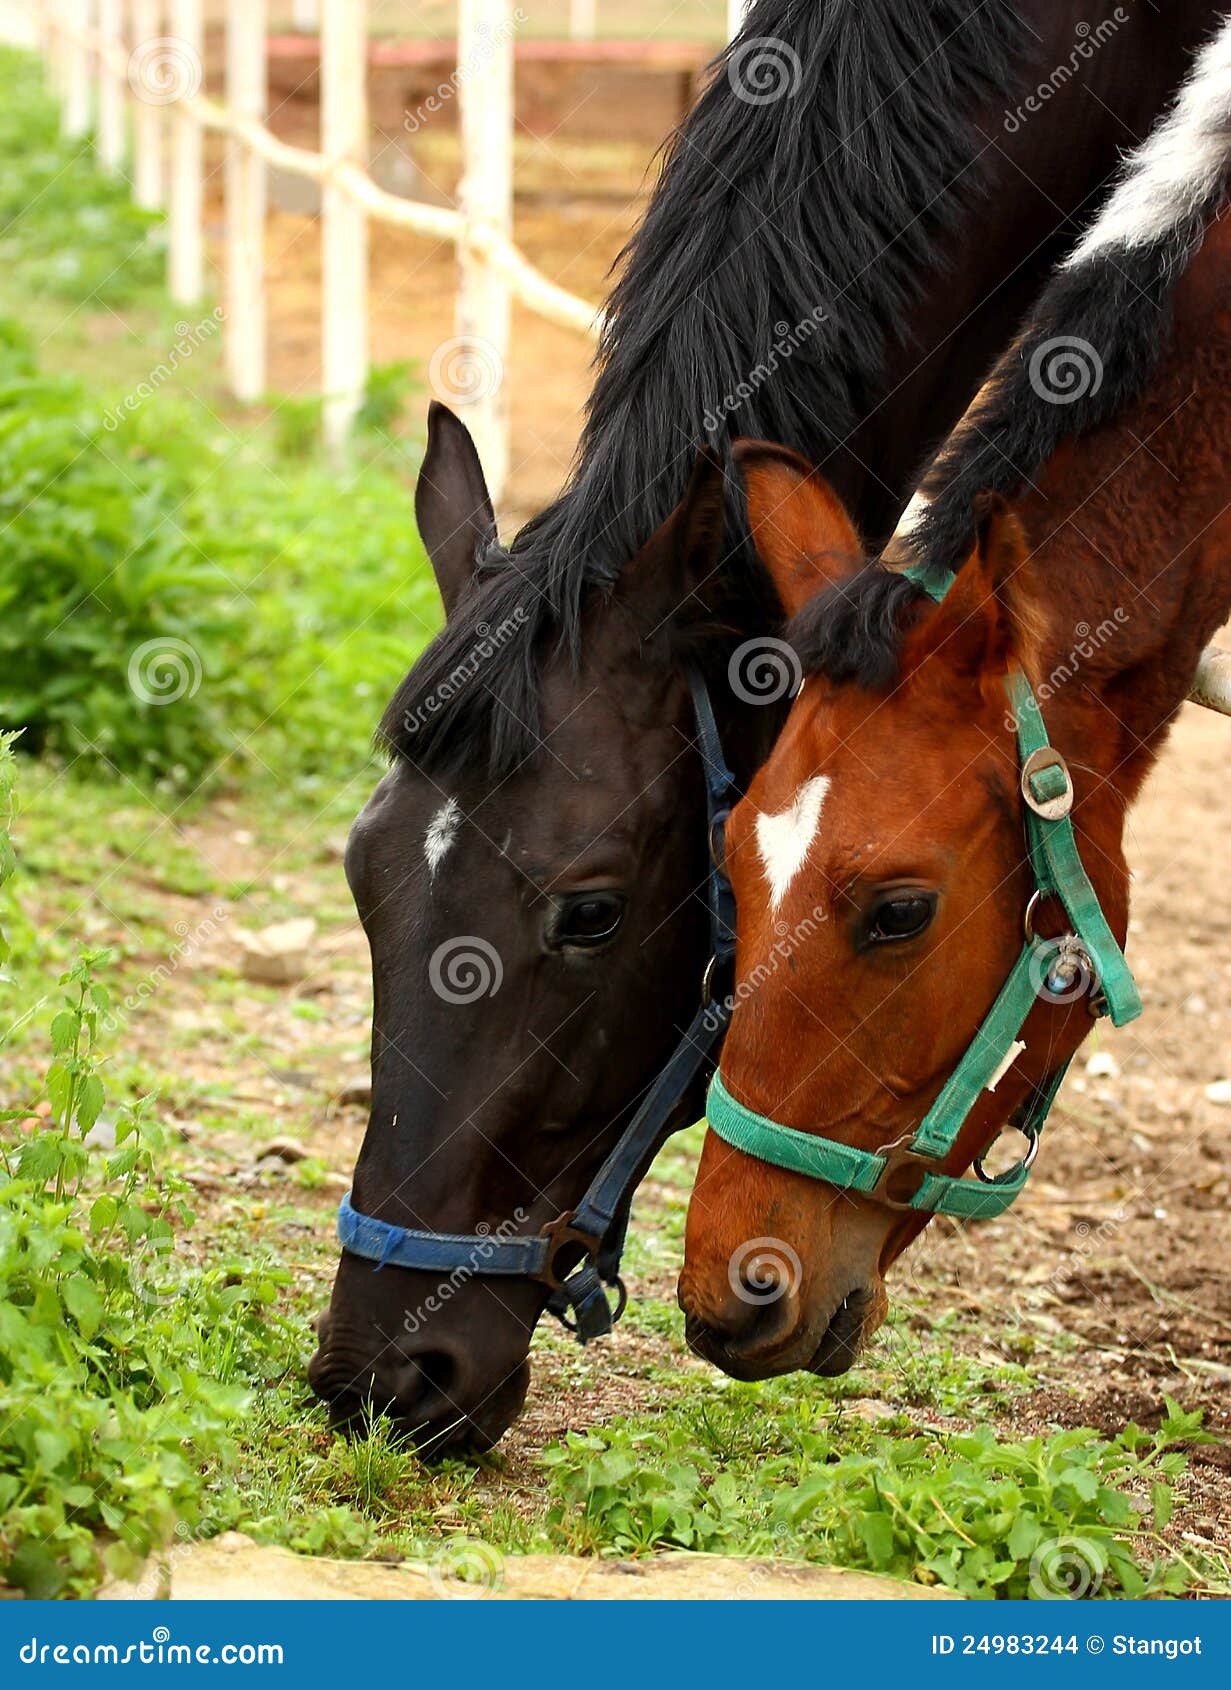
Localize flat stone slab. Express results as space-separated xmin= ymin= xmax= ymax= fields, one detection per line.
xmin=100 ymin=1532 xmax=959 ymax=1601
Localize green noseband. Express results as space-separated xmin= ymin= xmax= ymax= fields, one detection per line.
xmin=706 ymin=576 xmax=1142 ymax=1219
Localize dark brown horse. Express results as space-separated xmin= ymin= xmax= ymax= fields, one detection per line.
xmin=679 ymin=28 xmax=1231 ymax=1378
xmin=311 ymin=0 xmax=1226 ymax=1450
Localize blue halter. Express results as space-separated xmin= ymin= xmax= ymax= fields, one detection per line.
xmin=336 ymin=669 xmax=738 ymax=1343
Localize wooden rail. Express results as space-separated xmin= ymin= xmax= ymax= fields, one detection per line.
xmin=30 ymin=0 xmax=624 ymax=486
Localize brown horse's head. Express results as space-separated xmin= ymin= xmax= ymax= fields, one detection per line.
xmin=679 ymin=442 xmax=1129 ymax=1381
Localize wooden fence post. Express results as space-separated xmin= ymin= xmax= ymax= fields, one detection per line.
xmin=63 ymin=0 xmax=91 ymax=136
xmin=455 ymin=0 xmax=512 ymax=503
xmin=320 ymin=0 xmax=368 ymax=452
xmin=130 ymin=0 xmax=165 ymax=208
xmin=0 ymin=0 xmax=40 ymax=47
xmin=167 ymin=0 xmax=203 ymax=302
xmin=224 ymin=0 xmax=266 ymax=400
xmin=96 ymin=0 xmax=125 ymax=170
xmin=569 ymin=1 xmax=596 ymax=42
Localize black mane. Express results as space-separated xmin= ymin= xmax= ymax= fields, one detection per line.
xmin=793 ymin=76 xmax=1231 ymax=690
xmin=384 ymin=0 xmax=1029 ymax=774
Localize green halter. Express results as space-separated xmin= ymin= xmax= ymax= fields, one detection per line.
xmin=706 ymin=568 xmax=1142 ymax=1219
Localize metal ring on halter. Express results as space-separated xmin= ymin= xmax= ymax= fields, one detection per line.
xmin=973 ymin=1122 xmax=1040 ymax=1185
xmin=1023 ymin=889 xmax=1045 ymax=942
xmin=554 ymin=1275 xmax=628 ymax=1335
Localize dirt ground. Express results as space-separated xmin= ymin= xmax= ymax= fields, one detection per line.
xmin=41 ymin=685 xmax=1224 ymax=1563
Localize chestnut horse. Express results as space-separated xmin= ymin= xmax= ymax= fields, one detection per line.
xmin=311 ymin=0 xmax=1225 ymax=1450
xmin=679 ymin=25 xmax=1231 ymax=1380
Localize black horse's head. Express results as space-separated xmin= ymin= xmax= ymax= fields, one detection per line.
xmin=309 ymin=406 xmax=780 ymax=1450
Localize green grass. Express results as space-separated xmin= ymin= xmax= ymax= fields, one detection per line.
xmin=0 ymin=49 xmax=441 ymax=793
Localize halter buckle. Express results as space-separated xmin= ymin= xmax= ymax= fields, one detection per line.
xmin=867 ymin=1135 xmax=939 ymax=1210
xmin=533 ymin=1210 xmax=602 ymax=1293
xmin=1021 ymin=747 xmax=1074 ymax=821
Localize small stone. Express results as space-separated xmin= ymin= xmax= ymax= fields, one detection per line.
xmin=83 ymin=1118 xmax=118 ymax=1151
xmin=235 ymin=917 xmax=317 ymax=985
xmin=337 ymin=1077 xmax=372 ymax=1108
xmin=1204 ymin=1080 xmax=1231 ymax=1106
xmin=843 ymin=1398 xmax=900 ymax=1423
xmin=261 ymin=1135 xmax=313 ymax=1163
xmin=270 ymin=1068 xmax=316 ymax=1091
xmin=1085 ymin=1051 xmax=1120 ymax=1080
xmin=185 ymin=1170 xmax=223 ymax=1194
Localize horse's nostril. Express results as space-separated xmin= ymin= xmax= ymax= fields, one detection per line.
xmin=738 ymin=1265 xmax=784 ymax=1304
xmin=682 ymin=1275 xmax=802 ymax=1366
xmin=390 ymin=1349 xmax=461 ymax=1414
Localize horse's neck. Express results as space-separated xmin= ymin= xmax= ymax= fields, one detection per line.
xmin=1023 ymin=216 xmax=1231 ymax=809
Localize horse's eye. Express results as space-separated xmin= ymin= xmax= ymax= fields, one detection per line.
xmin=865 ymin=890 xmax=937 ymax=945
xmin=550 ymin=892 xmax=626 ymax=950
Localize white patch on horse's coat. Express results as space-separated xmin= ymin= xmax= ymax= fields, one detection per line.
xmin=1064 ymin=17 xmax=1231 ymax=268
xmin=893 ymin=488 xmax=932 ymax=542
xmin=756 ymin=776 xmax=831 ymax=913
xmin=424 ymin=797 xmax=461 ymax=881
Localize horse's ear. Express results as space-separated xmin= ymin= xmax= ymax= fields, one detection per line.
xmin=415 ymin=402 xmax=497 ymax=620
xmin=733 ymin=439 xmax=862 ymax=615
xmin=901 ymin=494 xmax=1038 ymax=686
xmin=619 ymin=445 xmax=729 ymax=613
xmin=669 ymin=444 xmax=729 ymax=590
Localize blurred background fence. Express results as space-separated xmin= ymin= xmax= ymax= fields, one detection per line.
xmin=1 ymin=1 xmax=751 ymax=496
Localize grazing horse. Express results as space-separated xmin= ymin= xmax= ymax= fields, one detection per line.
xmin=310 ymin=0 xmax=1225 ymax=1451
xmin=678 ymin=20 xmax=1231 ymax=1381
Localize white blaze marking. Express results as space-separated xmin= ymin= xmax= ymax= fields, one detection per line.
xmin=755 ymin=775 xmax=831 ymax=913
xmin=1064 ymin=17 xmax=1231 ymax=268
xmin=424 ymin=797 xmax=461 ymax=880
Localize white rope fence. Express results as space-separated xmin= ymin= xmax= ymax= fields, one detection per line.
xmin=17 ymin=0 xmax=612 ymax=490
